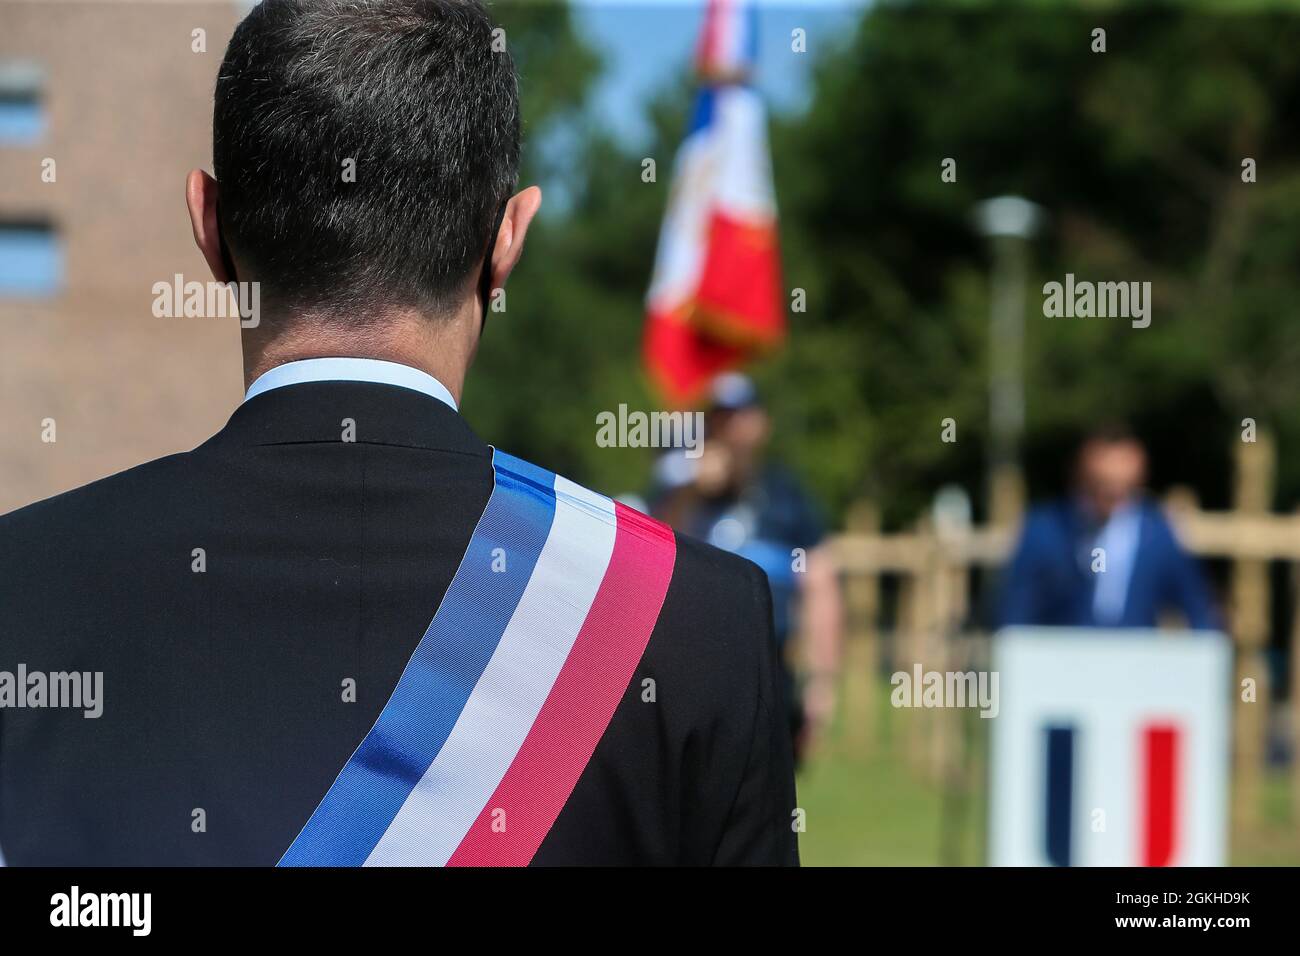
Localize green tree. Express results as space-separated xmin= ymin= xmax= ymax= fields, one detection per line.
xmin=766 ymin=2 xmax=1300 ymax=523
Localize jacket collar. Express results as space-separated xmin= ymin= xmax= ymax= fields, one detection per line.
xmin=202 ymin=377 xmax=488 ymax=458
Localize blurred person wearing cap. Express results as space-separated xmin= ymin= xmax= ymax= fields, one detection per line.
xmin=652 ymin=374 xmax=844 ymax=763
xmin=999 ymin=424 xmax=1218 ymax=631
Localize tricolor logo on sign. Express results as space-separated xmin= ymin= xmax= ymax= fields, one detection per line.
xmin=989 ymin=628 xmax=1231 ymax=866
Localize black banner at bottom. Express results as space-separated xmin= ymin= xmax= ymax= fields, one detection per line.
xmin=0 ymin=865 xmax=1282 ymax=941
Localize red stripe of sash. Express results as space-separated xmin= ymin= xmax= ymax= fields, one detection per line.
xmin=447 ymin=504 xmax=676 ymax=866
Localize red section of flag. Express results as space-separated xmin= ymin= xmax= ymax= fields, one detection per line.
xmin=695 ymin=0 xmax=725 ymax=73
xmin=644 ymin=3 xmax=780 ymax=405
xmin=644 ymin=305 xmax=746 ymax=407
xmin=694 ymin=209 xmax=785 ymax=348
xmin=1141 ymin=723 xmax=1179 ymax=867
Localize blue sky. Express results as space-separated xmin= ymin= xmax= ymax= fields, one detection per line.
xmin=569 ymin=0 xmax=870 ymax=148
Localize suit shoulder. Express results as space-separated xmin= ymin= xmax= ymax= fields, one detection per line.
xmin=1137 ymin=501 xmax=1183 ymax=547
xmin=657 ymin=531 xmax=773 ymax=671
xmin=1018 ymin=502 xmax=1072 ymax=540
xmin=1022 ymin=501 xmax=1065 ymax=526
xmin=671 ymin=532 xmax=769 ymax=602
xmin=0 ymin=452 xmax=195 ymax=548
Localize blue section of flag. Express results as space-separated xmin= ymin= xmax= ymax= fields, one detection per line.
xmin=279 ymin=450 xmax=557 ymax=865
xmin=744 ymin=2 xmax=760 ymax=65
xmin=1043 ymin=724 xmax=1076 ymax=867
xmin=688 ymin=87 xmax=716 ymax=135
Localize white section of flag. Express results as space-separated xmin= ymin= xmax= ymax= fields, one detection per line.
xmin=646 ymin=114 xmax=716 ymax=312
xmin=713 ymin=87 xmax=776 ymax=216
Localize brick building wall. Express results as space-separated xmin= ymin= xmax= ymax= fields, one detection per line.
xmin=0 ymin=0 xmax=243 ymax=514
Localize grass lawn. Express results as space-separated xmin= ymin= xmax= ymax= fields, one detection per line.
xmin=796 ymin=694 xmax=1300 ymax=867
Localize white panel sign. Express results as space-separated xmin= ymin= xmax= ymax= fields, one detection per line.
xmin=989 ymin=628 xmax=1231 ymax=866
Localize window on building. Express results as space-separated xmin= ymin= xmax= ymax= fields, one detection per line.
xmin=0 ymin=60 xmax=46 ymax=145
xmin=0 ymin=221 xmax=63 ymax=297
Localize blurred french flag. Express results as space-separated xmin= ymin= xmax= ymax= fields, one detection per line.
xmin=644 ymin=0 xmax=785 ymax=405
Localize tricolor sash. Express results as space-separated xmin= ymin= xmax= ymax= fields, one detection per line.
xmin=279 ymin=450 xmax=677 ymax=866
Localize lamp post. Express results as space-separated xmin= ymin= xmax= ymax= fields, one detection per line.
xmin=973 ymin=196 xmax=1042 ymax=528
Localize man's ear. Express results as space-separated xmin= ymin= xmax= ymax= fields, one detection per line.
xmin=185 ymin=169 xmax=232 ymax=284
xmin=488 ymin=185 xmax=542 ymax=292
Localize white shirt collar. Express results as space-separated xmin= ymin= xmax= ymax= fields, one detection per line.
xmin=243 ymin=358 xmax=459 ymax=411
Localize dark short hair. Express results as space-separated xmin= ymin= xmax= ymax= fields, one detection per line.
xmin=213 ymin=0 xmax=520 ymax=320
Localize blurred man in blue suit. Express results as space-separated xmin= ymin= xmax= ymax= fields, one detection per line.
xmin=1000 ymin=425 xmax=1219 ymax=631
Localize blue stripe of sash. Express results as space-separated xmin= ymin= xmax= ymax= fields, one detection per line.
xmin=279 ymin=450 xmax=557 ymax=865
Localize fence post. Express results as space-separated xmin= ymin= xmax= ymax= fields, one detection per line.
xmin=1230 ymin=429 xmax=1274 ymax=832
xmin=901 ymin=519 xmax=931 ymax=772
xmin=840 ymin=500 xmax=881 ymax=754
xmin=924 ymin=532 xmax=958 ymax=781
xmin=1292 ymin=506 xmax=1300 ymax=826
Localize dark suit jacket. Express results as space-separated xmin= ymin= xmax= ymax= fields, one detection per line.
xmin=998 ymin=498 xmax=1219 ymax=631
xmin=0 ymin=381 xmax=798 ymax=865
